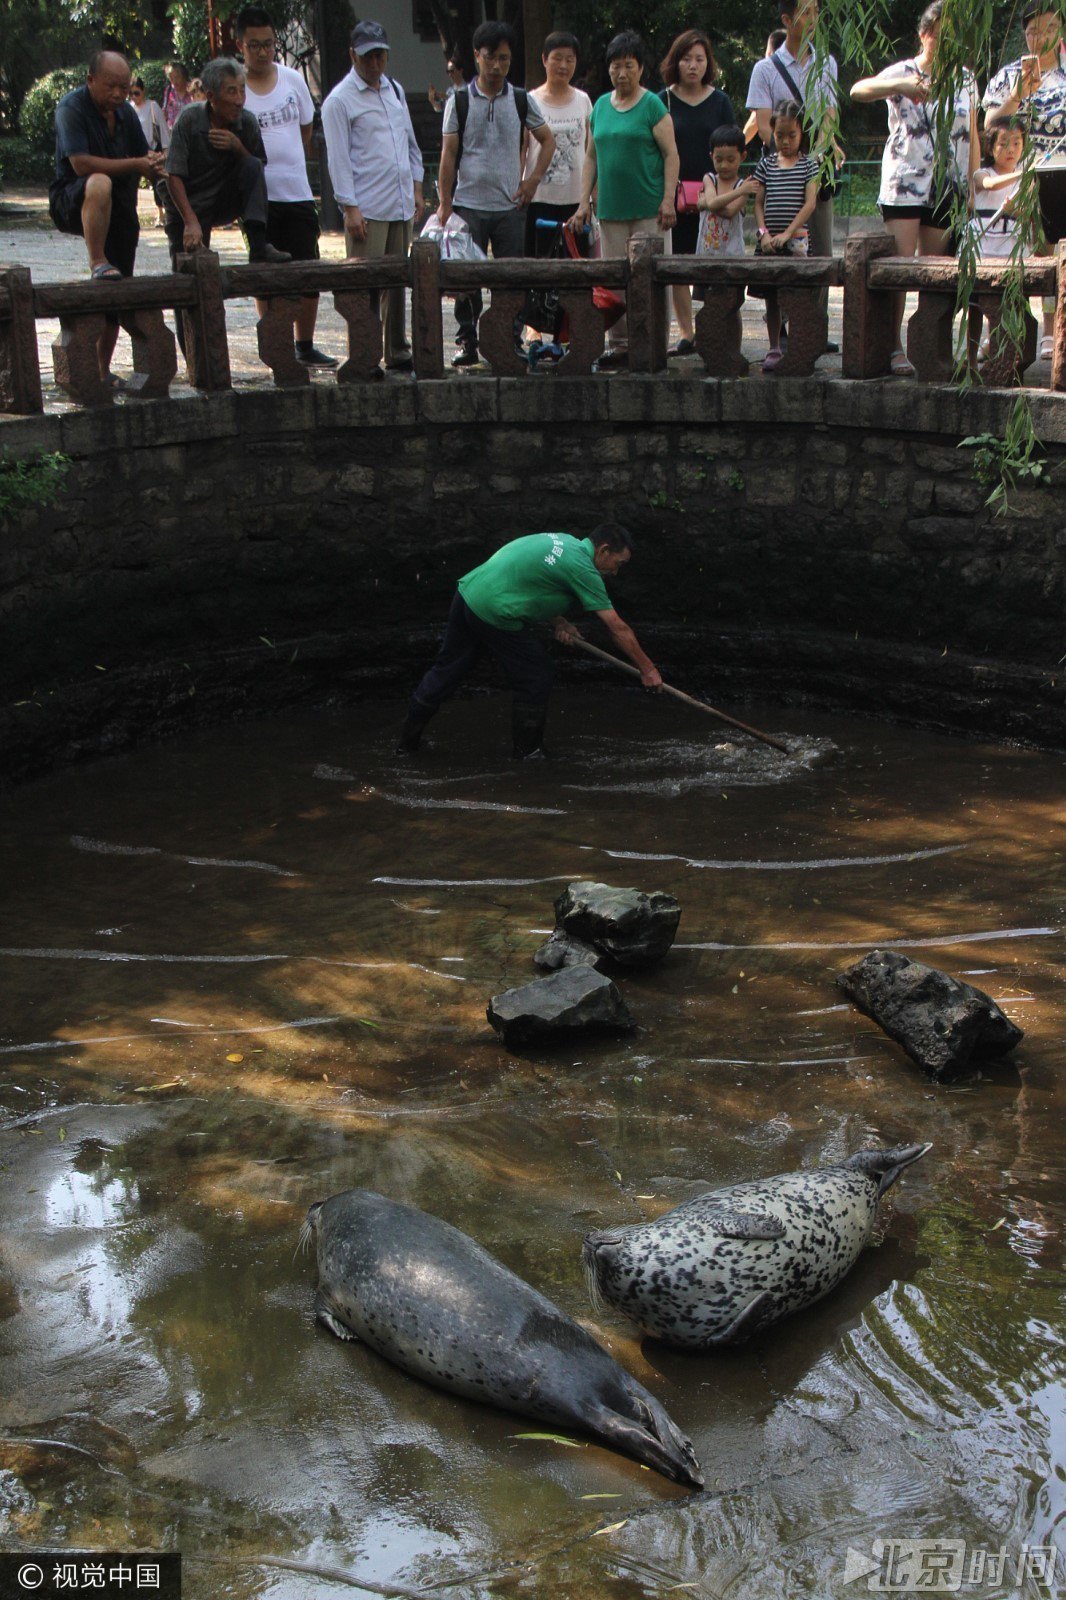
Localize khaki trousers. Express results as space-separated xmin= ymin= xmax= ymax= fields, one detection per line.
xmin=597 ymin=215 xmax=671 ymax=349
xmin=345 ymin=217 xmax=412 ymax=365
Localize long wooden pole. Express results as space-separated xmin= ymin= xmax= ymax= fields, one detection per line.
xmin=569 ymin=637 xmax=792 ymax=754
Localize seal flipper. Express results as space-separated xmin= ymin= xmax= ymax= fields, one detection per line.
xmin=702 ymin=1289 xmax=775 ymax=1346
xmin=704 ymin=1210 xmax=785 ymax=1241
xmin=315 ymin=1293 xmax=359 ymax=1343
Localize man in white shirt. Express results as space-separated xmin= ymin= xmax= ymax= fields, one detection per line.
xmin=237 ymin=5 xmax=336 ymax=367
xmin=746 ymin=0 xmax=842 ymax=345
xmin=322 ymin=20 xmax=425 ymax=371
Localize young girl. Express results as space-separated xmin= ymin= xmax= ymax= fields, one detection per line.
xmin=752 ymin=100 xmax=820 ymax=371
xmin=967 ymin=121 xmax=1031 ymax=366
xmin=696 ymin=124 xmax=758 ymax=258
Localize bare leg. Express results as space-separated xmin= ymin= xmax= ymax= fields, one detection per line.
xmin=97 ymin=321 xmax=120 ymax=382
xmin=672 ymin=283 xmax=694 ymax=342
xmin=295 ymin=294 xmax=319 ymax=342
xmin=883 ymin=215 xmax=921 ymax=350
xmin=80 ymin=172 xmax=114 ymax=269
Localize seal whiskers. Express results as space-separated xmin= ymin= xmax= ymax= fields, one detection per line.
xmin=303 ymin=1189 xmax=703 ymax=1487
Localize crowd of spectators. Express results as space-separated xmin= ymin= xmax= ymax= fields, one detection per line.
xmin=43 ymin=0 xmax=1066 ymax=387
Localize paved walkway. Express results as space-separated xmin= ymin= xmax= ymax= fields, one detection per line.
xmin=0 ymin=187 xmax=1053 ymax=408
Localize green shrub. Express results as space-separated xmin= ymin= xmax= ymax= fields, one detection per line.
xmin=0 ymin=452 xmax=70 ymax=524
xmin=20 ymin=68 xmax=85 ymax=152
xmin=132 ymin=59 xmax=170 ymax=105
xmin=0 ymin=135 xmax=54 ymax=185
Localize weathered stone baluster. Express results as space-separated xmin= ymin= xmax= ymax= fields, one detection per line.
xmin=775 ymin=272 xmax=830 ymax=376
xmin=555 ymin=291 xmax=605 ymax=375
xmin=122 ymin=308 xmax=178 ymax=399
xmin=478 ymin=287 xmax=526 ymax=375
xmin=410 ymin=237 xmax=444 ymax=379
xmin=52 ymin=311 xmax=111 ymax=407
xmin=906 ymin=275 xmax=956 ymax=383
xmin=626 ymin=233 xmax=667 ymax=374
xmin=256 ymin=297 xmax=310 ymax=387
xmin=0 ymin=265 xmax=44 ymax=414
xmin=975 ymin=290 xmax=1037 ymax=387
xmin=1052 ymin=239 xmax=1066 ymax=393
xmin=177 ymin=249 xmax=232 ymax=392
xmin=841 ymin=233 xmax=896 ymax=379
xmin=333 ymin=288 xmax=384 ymax=381
xmin=693 ymin=284 xmax=748 ymax=378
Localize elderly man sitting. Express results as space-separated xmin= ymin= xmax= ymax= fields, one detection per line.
xmin=163 ymin=55 xmax=291 ymax=264
xmin=49 ymin=50 xmax=165 ymax=387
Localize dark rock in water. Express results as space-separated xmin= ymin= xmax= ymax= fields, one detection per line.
xmin=554 ymin=881 xmax=681 ymax=967
xmin=532 ymin=928 xmax=605 ymax=972
xmin=837 ymin=949 xmax=1024 ymax=1081
xmin=488 ymin=967 xmax=636 ymax=1047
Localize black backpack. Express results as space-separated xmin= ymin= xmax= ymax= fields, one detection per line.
xmin=452 ymin=85 xmax=529 ymax=170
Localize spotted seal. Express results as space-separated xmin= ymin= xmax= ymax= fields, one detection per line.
xmin=582 ymin=1144 xmax=932 ymax=1349
xmin=302 ymin=1188 xmax=703 ymax=1487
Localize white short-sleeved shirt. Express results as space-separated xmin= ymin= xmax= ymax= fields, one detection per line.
xmin=877 ymin=62 xmax=975 ymax=207
xmin=746 ymin=44 xmax=839 ymax=130
xmin=524 ymin=87 xmax=591 ymax=206
xmin=970 ymin=168 xmax=1026 ymax=258
xmin=244 ymin=64 xmax=315 ymax=203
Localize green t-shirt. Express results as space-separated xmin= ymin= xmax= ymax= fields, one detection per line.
xmin=458 ymin=533 xmax=612 ymax=631
xmin=589 ymin=90 xmax=667 ymax=221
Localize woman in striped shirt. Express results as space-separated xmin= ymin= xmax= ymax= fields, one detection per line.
xmin=752 ymin=99 xmax=819 ymax=371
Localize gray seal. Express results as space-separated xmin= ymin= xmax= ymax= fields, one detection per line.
xmin=302 ymin=1188 xmax=703 ymax=1488
xmin=582 ymin=1144 xmax=932 ymax=1350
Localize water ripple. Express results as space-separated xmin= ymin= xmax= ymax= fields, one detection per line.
xmin=70 ymin=835 xmax=297 ymax=877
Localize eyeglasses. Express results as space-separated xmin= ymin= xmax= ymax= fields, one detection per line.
xmin=243 ymin=38 xmax=275 ymax=51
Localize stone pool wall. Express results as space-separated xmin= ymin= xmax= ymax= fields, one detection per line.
xmin=1 ymin=377 xmax=1063 ymax=779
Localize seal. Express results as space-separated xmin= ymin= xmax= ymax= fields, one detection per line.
xmin=582 ymin=1143 xmax=932 ymax=1350
xmin=302 ymin=1188 xmax=704 ymax=1488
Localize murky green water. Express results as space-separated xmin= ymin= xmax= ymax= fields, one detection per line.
xmin=0 ymin=693 xmax=1062 ymax=1599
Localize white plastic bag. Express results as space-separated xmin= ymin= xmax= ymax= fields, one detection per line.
xmin=420 ymin=213 xmax=488 ymax=262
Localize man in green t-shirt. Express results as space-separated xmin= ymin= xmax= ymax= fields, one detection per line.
xmin=398 ymin=522 xmax=662 ymax=758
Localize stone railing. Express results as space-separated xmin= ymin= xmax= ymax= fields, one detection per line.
xmin=1 ymin=232 xmax=1064 ymax=413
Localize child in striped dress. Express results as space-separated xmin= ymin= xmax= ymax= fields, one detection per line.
xmin=752 ymin=100 xmax=820 ymax=371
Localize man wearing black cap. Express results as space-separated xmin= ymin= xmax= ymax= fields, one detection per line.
xmin=322 ymin=21 xmax=425 ymax=370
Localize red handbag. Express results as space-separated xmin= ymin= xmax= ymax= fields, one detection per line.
xmin=675 ymin=180 xmax=703 ymax=214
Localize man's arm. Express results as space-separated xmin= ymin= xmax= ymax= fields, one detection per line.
xmin=592 ymin=608 xmax=662 ymax=688
xmin=515 ymin=121 xmax=555 ymax=206
xmin=437 ymin=129 xmax=459 ymax=221
xmin=164 ymin=173 xmax=204 ymax=250
xmin=69 ymin=150 xmax=162 ymax=179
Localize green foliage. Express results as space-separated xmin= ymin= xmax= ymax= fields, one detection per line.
xmin=0 ymin=452 xmax=70 ymax=523
xmin=64 ymin=0 xmax=150 ymax=55
xmin=20 ymin=67 xmax=85 ymax=151
xmin=727 ymin=468 xmax=745 ymax=492
xmin=959 ymin=397 xmax=1049 ymax=513
xmin=133 ymin=58 xmax=170 ymax=102
xmin=168 ymin=0 xmax=210 ymax=74
xmin=0 ymin=133 xmax=54 ymax=184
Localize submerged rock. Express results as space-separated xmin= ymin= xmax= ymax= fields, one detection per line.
xmin=553 ymin=881 xmax=681 ymax=967
xmin=488 ymin=967 xmax=636 ymax=1047
xmin=532 ymin=928 xmax=605 ymax=972
xmin=837 ymin=949 xmax=1024 ymax=1081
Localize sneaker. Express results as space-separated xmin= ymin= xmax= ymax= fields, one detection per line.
xmin=596 ymin=347 xmax=628 ymax=370
xmin=669 ymin=338 xmax=697 ymax=357
xmin=825 ymin=339 xmax=840 ymax=354
xmin=1040 ymin=335 xmax=1054 ymax=361
xmin=248 ymin=242 xmax=292 ymax=264
xmin=295 ymin=345 xmax=339 ymax=367
xmin=451 ymin=345 xmax=479 ymax=367
xmin=386 ymin=354 xmax=414 ymax=371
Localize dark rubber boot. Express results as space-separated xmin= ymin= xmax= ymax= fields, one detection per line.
xmin=396 ymin=698 xmax=438 ymax=754
xmin=511 ymin=704 xmax=549 ymax=760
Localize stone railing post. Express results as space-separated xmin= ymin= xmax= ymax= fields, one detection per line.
xmin=176 ymin=249 xmax=232 ymax=392
xmin=626 ymin=233 xmax=667 ymax=374
xmin=1053 ymin=239 xmax=1066 ymax=393
xmin=52 ymin=312 xmax=112 ymax=407
xmin=410 ymin=237 xmax=444 ymax=380
xmin=694 ymin=283 xmax=748 ymax=378
xmin=0 ymin=266 xmax=44 ymax=414
xmin=841 ymin=233 xmax=896 ymax=378
xmin=122 ymin=308 xmax=179 ymax=399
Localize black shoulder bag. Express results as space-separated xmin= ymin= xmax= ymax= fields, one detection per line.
xmin=769 ymin=48 xmax=839 ymax=201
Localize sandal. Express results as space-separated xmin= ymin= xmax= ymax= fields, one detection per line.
xmin=91 ymin=262 xmax=123 ymax=280
xmin=890 ymin=348 xmax=915 ymax=377
xmin=761 ymin=347 xmax=783 ymax=372
xmin=669 ymin=338 xmax=697 ymax=357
